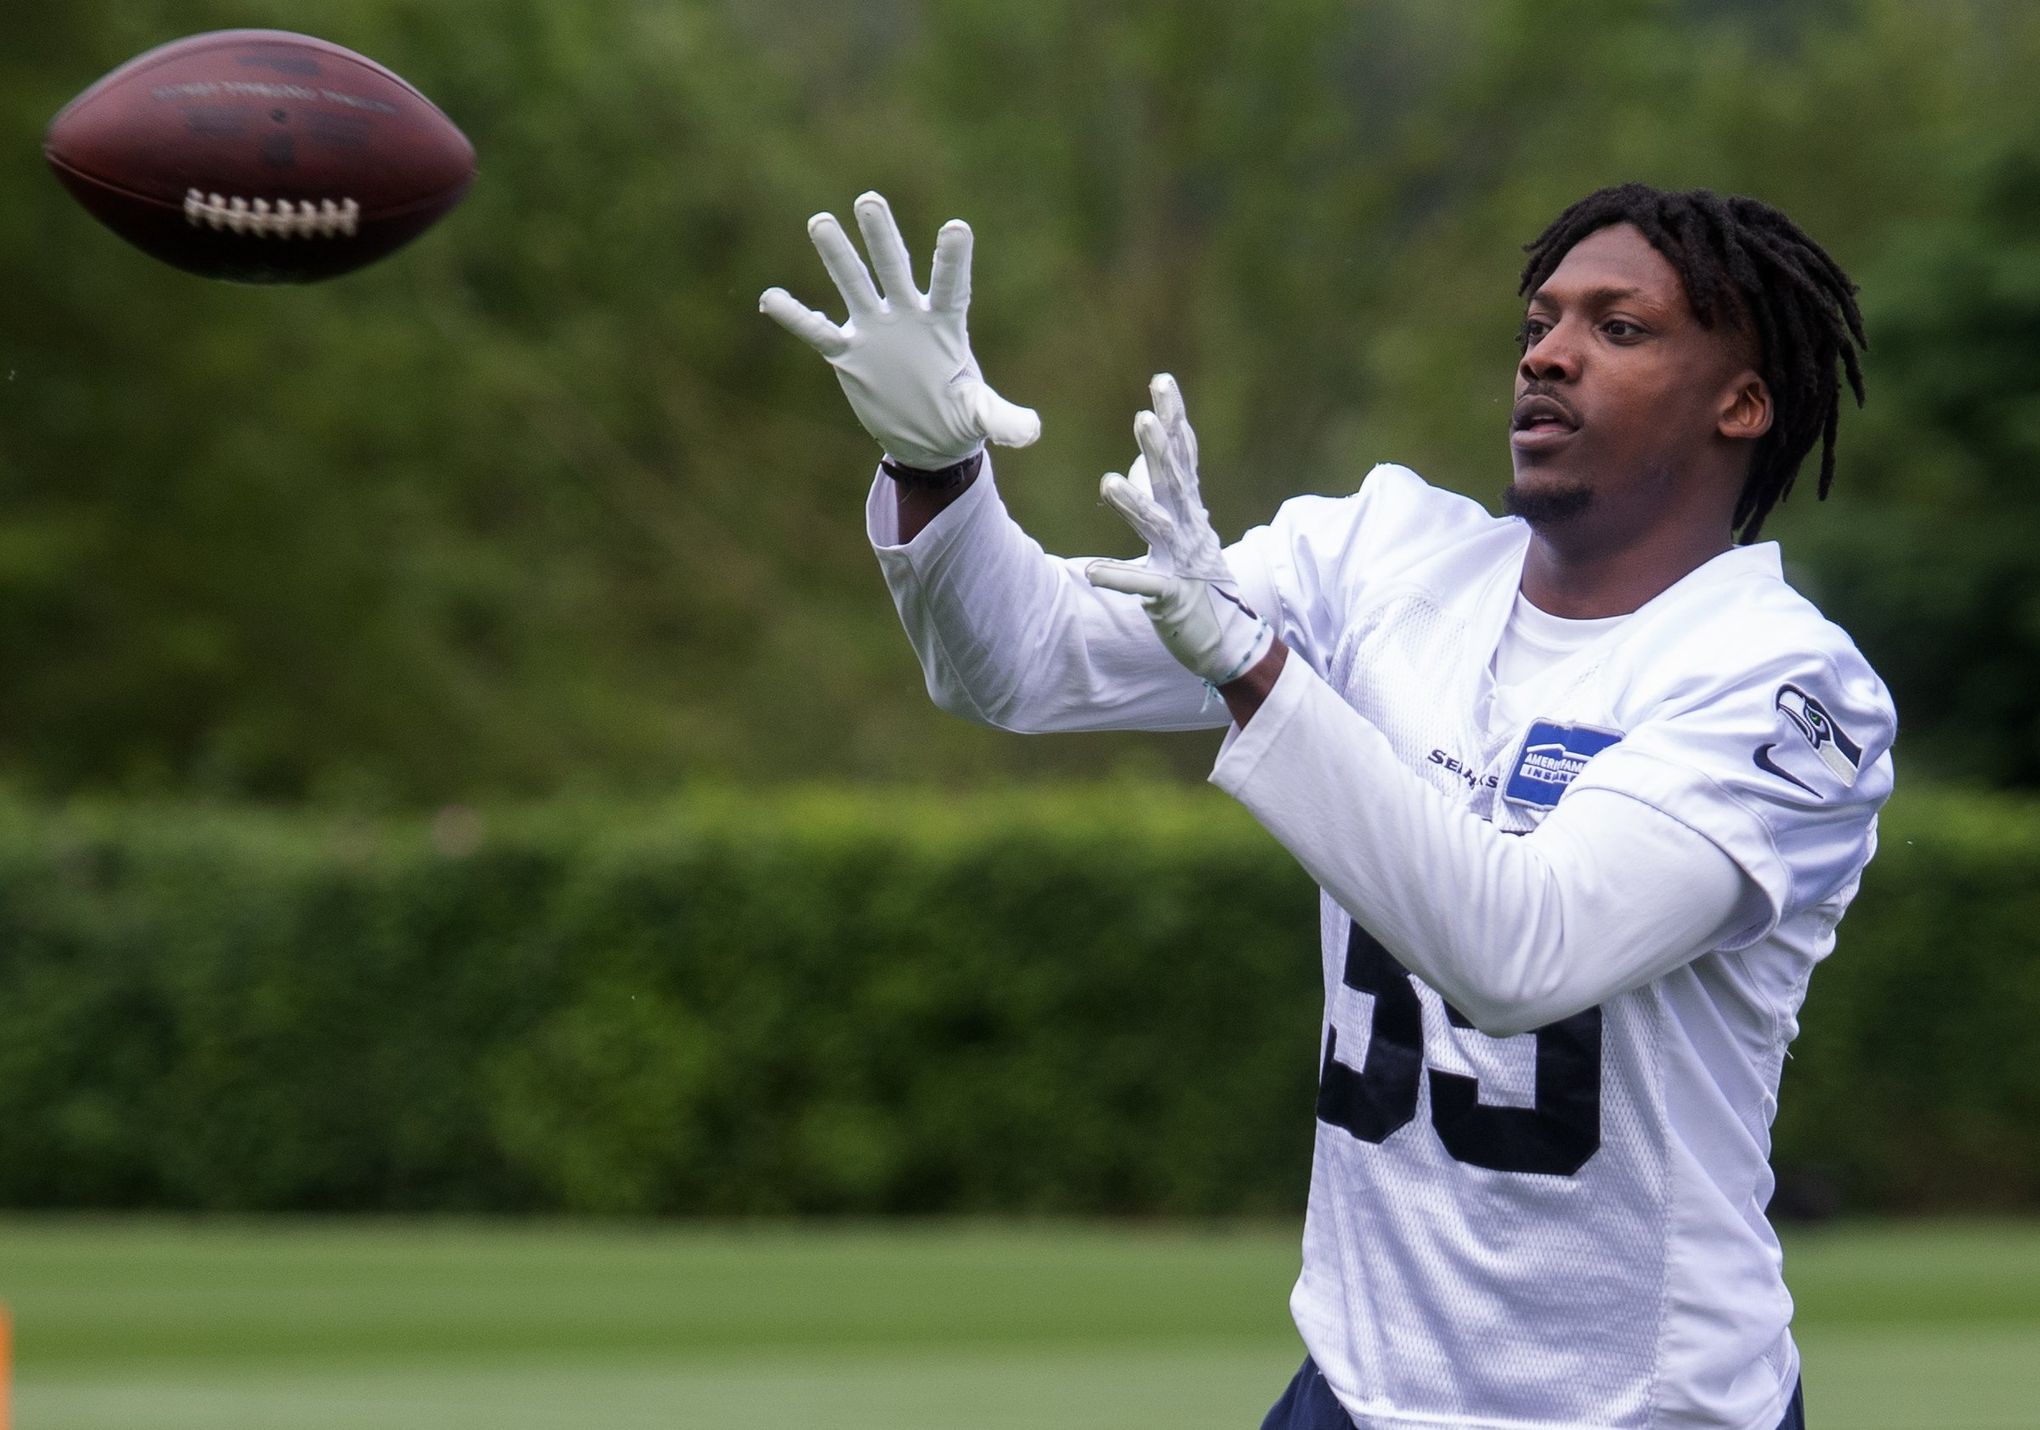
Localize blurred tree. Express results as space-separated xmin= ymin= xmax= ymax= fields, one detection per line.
xmin=0 ymin=0 xmax=2033 ymax=801
xmin=1792 ymin=145 xmax=2040 ymax=786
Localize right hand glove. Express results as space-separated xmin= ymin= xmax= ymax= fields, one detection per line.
xmin=759 ymin=191 xmax=1041 ymax=471
xmin=1086 ymin=375 xmax=1273 ymax=687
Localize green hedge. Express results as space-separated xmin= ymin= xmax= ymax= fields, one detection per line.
xmin=1769 ymin=784 xmax=2040 ymax=1211
xmin=0 ymin=784 xmax=2033 ymax=1215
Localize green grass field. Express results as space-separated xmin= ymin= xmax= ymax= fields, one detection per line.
xmin=3 ymin=1218 xmax=2036 ymax=1429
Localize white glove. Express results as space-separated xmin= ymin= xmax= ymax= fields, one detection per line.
xmin=759 ymin=190 xmax=1041 ymax=471
xmin=1085 ymin=375 xmax=1274 ymax=687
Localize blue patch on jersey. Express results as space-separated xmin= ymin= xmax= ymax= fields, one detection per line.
xmin=1503 ymin=720 xmax=1624 ymax=808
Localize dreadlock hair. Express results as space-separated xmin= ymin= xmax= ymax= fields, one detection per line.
xmin=1518 ymin=183 xmax=1867 ymax=543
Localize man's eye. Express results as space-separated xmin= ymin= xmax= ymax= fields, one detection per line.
xmin=1603 ymin=319 xmax=1642 ymax=339
xmin=1517 ymin=319 xmax=1548 ymax=350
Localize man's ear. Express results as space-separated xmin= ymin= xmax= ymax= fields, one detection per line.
xmin=1720 ymin=371 xmax=1773 ymax=443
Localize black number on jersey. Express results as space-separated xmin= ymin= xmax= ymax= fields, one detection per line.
xmin=1315 ymin=921 xmax=1601 ymax=1175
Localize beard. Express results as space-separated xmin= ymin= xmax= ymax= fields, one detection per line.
xmin=1502 ymin=478 xmax=1593 ymax=526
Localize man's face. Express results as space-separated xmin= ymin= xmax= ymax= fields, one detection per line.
xmin=1506 ymin=222 xmax=1757 ymax=532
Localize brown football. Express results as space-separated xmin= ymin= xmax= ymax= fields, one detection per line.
xmin=45 ymin=30 xmax=476 ymax=283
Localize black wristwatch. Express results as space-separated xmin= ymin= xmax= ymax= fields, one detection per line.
xmin=881 ymin=451 xmax=985 ymax=492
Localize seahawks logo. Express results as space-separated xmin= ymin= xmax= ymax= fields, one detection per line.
xmin=1753 ymin=683 xmax=1862 ymax=797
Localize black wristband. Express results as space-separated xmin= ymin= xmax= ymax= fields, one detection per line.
xmin=881 ymin=451 xmax=984 ymax=492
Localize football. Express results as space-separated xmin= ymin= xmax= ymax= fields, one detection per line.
xmin=44 ymin=30 xmax=476 ymax=283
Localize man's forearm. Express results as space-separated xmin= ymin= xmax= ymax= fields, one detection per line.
xmin=869 ymin=459 xmax=1231 ymax=735
xmin=1220 ymin=640 xmax=1287 ymax=727
xmin=890 ymin=452 xmax=985 ymax=543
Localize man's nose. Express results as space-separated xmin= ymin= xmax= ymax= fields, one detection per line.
xmin=1519 ymin=322 xmax=1580 ymax=384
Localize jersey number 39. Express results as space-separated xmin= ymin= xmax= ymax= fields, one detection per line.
xmin=1317 ymin=922 xmax=1601 ymax=1176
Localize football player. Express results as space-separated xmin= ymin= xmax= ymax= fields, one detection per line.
xmin=762 ymin=183 xmax=1891 ymax=1430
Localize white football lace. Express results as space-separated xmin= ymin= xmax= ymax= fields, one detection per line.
xmin=183 ymin=190 xmax=361 ymax=239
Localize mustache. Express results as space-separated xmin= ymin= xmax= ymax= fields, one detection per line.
xmin=1511 ymin=382 xmax=1581 ymax=430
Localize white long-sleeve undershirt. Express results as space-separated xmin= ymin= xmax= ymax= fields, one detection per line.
xmin=1213 ymin=653 xmax=1753 ymax=1037
xmin=872 ymin=464 xmax=1758 ymax=1038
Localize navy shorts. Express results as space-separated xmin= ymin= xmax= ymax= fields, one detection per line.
xmin=1259 ymin=1358 xmax=1808 ymax=1429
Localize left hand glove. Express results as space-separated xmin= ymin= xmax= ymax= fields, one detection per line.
xmin=1085 ymin=375 xmax=1273 ymax=687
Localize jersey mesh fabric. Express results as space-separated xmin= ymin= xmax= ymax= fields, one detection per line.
xmin=1300 ymin=585 xmax=1673 ymax=1426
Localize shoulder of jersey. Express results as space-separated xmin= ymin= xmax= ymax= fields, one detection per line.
xmin=1268 ymin=463 xmax=1505 ymax=580
xmin=1646 ymin=561 xmax=1871 ymax=672
xmin=1625 ymin=560 xmax=1893 ymax=746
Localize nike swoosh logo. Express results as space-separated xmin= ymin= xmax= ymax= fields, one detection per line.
xmin=1753 ymin=743 xmax=1821 ymax=798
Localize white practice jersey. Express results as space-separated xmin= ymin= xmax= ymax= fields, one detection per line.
xmin=868 ymin=462 xmax=1895 ymax=1430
